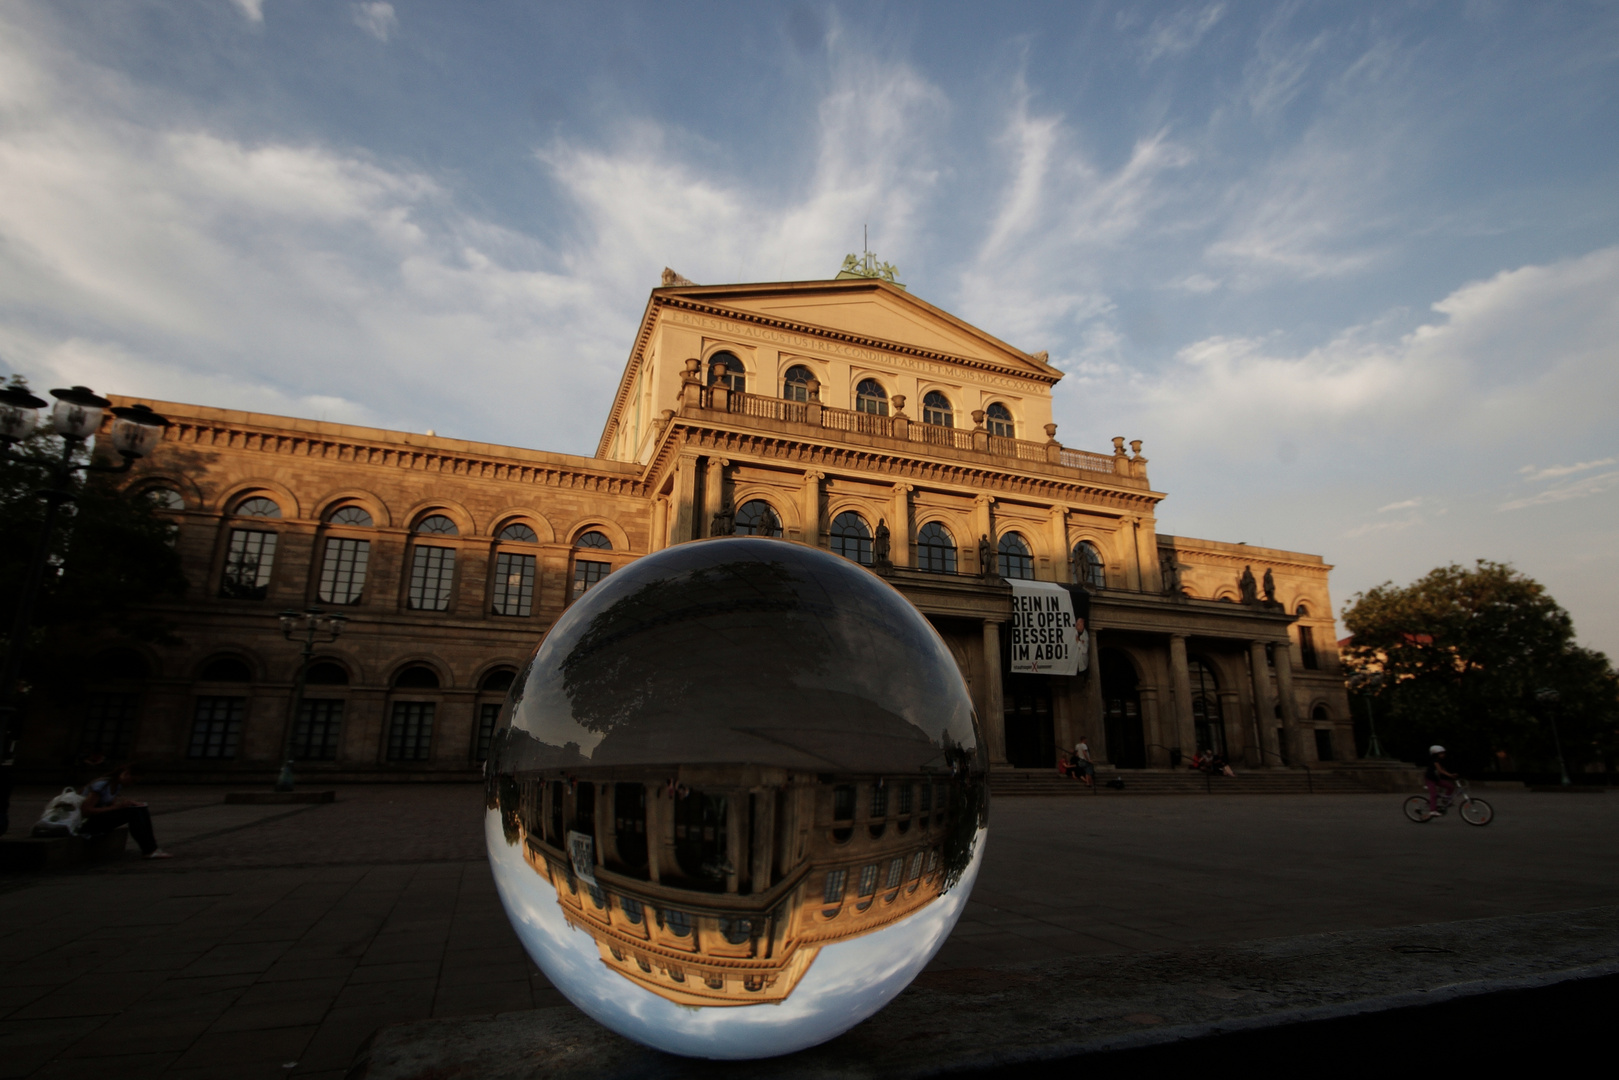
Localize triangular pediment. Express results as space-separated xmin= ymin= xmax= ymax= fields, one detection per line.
xmin=667 ymin=280 xmax=1058 ymax=379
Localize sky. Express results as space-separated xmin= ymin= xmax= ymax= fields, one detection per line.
xmin=1 ymin=1 xmax=1616 ymax=653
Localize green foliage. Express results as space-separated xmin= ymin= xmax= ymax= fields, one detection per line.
xmin=1342 ymin=561 xmax=1619 ymax=772
xmin=1 ymin=419 xmax=188 ymax=701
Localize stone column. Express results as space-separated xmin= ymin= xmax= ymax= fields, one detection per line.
xmin=1218 ymin=690 xmax=1243 ymax=757
xmin=981 ymin=620 xmax=1007 ymax=765
xmin=1249 ymin=640 xmax=1277 ymax=766
xmin=1121 ymin=517 xmax=1142 ymax=591
xmin=650 ymin=496 xmax=669 ymax=552
xmin=973 ymin=495 xmax=996 ymax=572
xmin=749 ymin=789 xmax=775 ymax=895
xmin=671 ymin=453 xmax=699 ymax=544
xmin=1168 ymin=633 xmax=1195 ymax=757
xmin=1273 ymin=640 xmax=1303 ymax=764
xmin=643 ymin=781 xmax=662 ymax=883
xmin=1085 ymin=630 xmax=1108 ymax=764
xmin=889 ymin=484 xmax=914 ymax=567
xmin=702 ymin=457 xmax=729 ymax=538
xmin=1136 ymin=516 xmax=1162 ymax=593
xmin=1049 ymin=508 xmax=1070 ymax=582
xmin=801 ymin=470 xmax=824 ymax=546
xmin=1139 ymin=686 xmax=1165 ymax=766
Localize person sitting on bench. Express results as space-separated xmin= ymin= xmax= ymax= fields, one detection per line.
xmin=81 ymin=764 xmax=170 ymax=859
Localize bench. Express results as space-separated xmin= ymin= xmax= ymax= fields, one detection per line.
xmin=0 ymin=826 xmax=129 ymax=871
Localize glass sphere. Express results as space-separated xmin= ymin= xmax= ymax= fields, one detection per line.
xmin=486 ymin=537 xmax=988 ymax=1059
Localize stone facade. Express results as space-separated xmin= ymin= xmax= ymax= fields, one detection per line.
xmin=32 ymin=275 xmax=1352 ymax=780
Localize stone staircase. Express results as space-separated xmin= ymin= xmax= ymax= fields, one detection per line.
xmin=990 ymin=765 xmax=1399 ymax=796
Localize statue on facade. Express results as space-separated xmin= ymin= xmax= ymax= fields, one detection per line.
xmin=873 ymin=520 xmax=891 ymax=570
xmin=1161 ymin=550 xmax=1182 ymax=596
xmin=978 ymin=534 xmax=995 ymax=579
xmin=1239 ymin=565 xmax=1258 ymax=605
xmin=1262 ymin=567 xmax=1277 ymax=606
xmin=711 ymin=501 xmax=735 ymax=537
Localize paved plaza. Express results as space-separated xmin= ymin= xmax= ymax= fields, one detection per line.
xmin=2 ymin=785 xmax=1617 ymax=1078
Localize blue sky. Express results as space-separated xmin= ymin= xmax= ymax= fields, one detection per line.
xmin=2 ymin=1 xmax=1616 ymax=652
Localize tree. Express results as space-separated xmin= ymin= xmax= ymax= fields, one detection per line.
xmin=1341 ymin=561 xmax=1619 ymax=773
xmin=0 ymin=415 xmax=188 ymax=710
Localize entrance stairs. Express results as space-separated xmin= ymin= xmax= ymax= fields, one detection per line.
xmin=990 ymin=766 xmax=1391 ymax=796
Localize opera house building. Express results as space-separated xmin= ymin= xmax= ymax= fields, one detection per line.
xmin=24 ymin=267 xmax=1354 ymax=780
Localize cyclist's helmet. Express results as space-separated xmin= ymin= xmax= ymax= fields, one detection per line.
xmin=1429 ymin=745 xmax=1445 ymax=754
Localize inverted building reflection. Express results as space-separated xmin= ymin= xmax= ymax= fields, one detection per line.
xmin=491 ymin=760 xmax=985 ymax=1007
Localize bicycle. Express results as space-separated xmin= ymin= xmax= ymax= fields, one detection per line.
xmin=1403 ymin=780 xmax=1493 ymax=826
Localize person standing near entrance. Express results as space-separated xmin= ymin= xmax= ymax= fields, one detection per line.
xmin=1073 ymin=736 xmax=1095 ymax=788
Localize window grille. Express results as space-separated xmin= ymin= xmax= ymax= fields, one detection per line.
xmin=869 ymin=782 xmax=887 ymax=818
xmin=885 ymin=857 xmax=904 ymax=889
xmin=830 ymin=512 xmax=872 ymax=565
xmin=922 ymin=391 xmax=954 ymax=427
xmin=985 ymin=402 xmax=1015 ymax=437
xmin=234 ymin=496 xmax=281 ymax=518
xmin=188 ymin=696 xmax=244 ymax=759
xmin=855 ymin=379 xmax=888 ymax=415
xmin=707 ymin=352 xmax=745 ymax=393
xmin=997 ymin=533 xmax=1033 ymax=580
xmin=220 ymin=529 xmax=277 ymax=599
xmin=575 ymin=530 xmax=613 ymax=550
xmin=492 ymin=551 xmax=535 ymax=616
xmin=782 ymin=365 xmax=815 ymax=401
xmin=292 ymin=699 xmax=343 ymax=760
xmin=81 ymin=694 xmax=138 ymax=758
xmin=328 ymin=506 xmax=372 ymax=526
xmin=498 ymin=522 xmax=538 ymax=542
xmin=572 ymin=559 xmax=609 ymax=601
xmin=857 ymin=864 xmax=878 ymax=897
xmin=917 ymin=522 xmax=956 ymax=573
xmin=897 ymin=784 xmax=913 ymax=814
xmin=415 ymin=514 xmax=458 ymax=536
xmin=475 ymin=702 xmax=500 ymax=762
xmin=318 ymin=538 xmax=370 ymax=605
xmin=822 ymin=869 xmax=847 ymax=904
xmin=147 ymin=488 xmax=185 ymax=511
xmin=734 ymin=500 xmax=782 ymax=537
xmin=387 ymin=701 xmax=434 ymax=761
xmin=1074 ymin=541 xmax=1105 ymax=588
xmin=408 ymin=546 xmax=455 ymax=610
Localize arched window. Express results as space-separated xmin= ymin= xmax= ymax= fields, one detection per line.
xmin=572 ymin=531 xmax=612 ymax=602
xmin=985 ymin=402 xmax=1015 ymax=438
xmin=415 ymin=514 xmax=458 ymax=536
xmin=782 ymin=365 xmax=816 ymax=402
xmin=917 ymin=522 xmax=957 ymax=573
xmin=199 ymin=656 xmax=252 ymax=683
xmin=191 ymin=655 xmax=251 ymax=760
xmin=146 ymin=488 xmax=185 ymax=511
xmin=304 ymin=662 xmax=349 ymax=686
xmin=734 ymin=499 xmax=782 ymax=537
xmin=922 ymin=391 xmax=954 ymax=427
xmin=492 ymin=526 xmax=538 ymax=618
xmin=707 ymin=351 xmax=745 ymax=393
xmin=830 ymin=511 xmax=872 ymax=565
xmin=83 ymin=649 xmax=148 ymax=760
xmin=388 ymin=665 xmax=439 ymax=761
xmin=319 ymin=509 xmax=372 ymax=605
xmin=997 ymin=533 xmax=1033 ymax=580
xmin=1294 ymin=603 xmax=1310 ymax=617
xmin=295 ymin=661 xmax=348 ymax=761
xmin=1298 ymin=624 xmax=1319 ymax=670
xmin=474 ymin=668 xmax=517 ymax=762
xmin=327 ymin=506 xmax=373 ymax=527
xmin=234 ymin=496 xmax=281 ymax=518
xmin=855 ymin=379 xmax=888 ymax=416
xmin=393 ymin=665 xmax=440 ymax=689
xmin=1073 ymin=541 xmax=1105 ymax=589
xmin=1188 ymin=658 xmax=1225 ymax=755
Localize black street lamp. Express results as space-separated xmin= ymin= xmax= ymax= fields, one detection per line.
xmin=0 ymin=384 xmax=169 ymax=833
xmin=276 ymin=607 xmax=347 ymax=791
xmin=1535 ymin=686 xmax=1572 ymax=787
xmin=1346 ymin=671 xmax=1391 ymax=760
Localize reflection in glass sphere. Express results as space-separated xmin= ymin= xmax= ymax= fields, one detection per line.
xmin=485 ymin=537 xmax=988 ymax=1059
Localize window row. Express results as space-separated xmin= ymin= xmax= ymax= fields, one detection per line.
xmin=218 ymin=509 xmax=617 ymax=613
xmin=706 ymin=351 xmax=1018 ymax=436
xmin=183 ymin=694 xmax=501 ymax=764
xmin=819 ymin=849 xmax=939 ymax=916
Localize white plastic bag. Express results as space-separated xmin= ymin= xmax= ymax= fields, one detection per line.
xmin=31 ymin=787 xmax=86 ymax=838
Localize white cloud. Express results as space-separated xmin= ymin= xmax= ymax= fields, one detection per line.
xmin=1499 ymin=470 xmax=1619 ymax=512
xmin=1142 ymin=4 xmax=1226 ymax=63
xmin=229 ymin=0 xmax=265 ymax=23
xmin=1377 ymin=498 xmax=1421 ymax=513
xmin=1517 ymin=458 xmax=1617 ymax=483
xmin=351 ymin=3 xmax=398 ymax=43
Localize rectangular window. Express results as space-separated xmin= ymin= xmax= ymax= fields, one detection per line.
xmin=897 ymin=784 xmax=913 ymax=815
xmin=475 ymin=702 xmax=500 ymax=761
xmin=81 ymin=693 xmax=138 ymax=758
xmin=492 ymin=552 xmax=536 ymax=617
xmin=292 ymin=698 xmax=343 ymax=761
xmin=822 ymin=869 xmax=847 ymax=905
xmin=833 ymin=784 xmax=855 ymax=821
xmin=318 ymin=538 xmax=370 ymax=605
xmin=885 ymin=857 xmax=904 ymax=889
xmin=408 ymin=546 xmax=455 ymax=611
xmin=919 ymin=783 xmax=933 ymax=812
xmin=857 ymin=863 xmax=878 ymax=897
xmin=908 ymin=852 xmax=924 ymax=881
xmin=1299 ymin=626 xmax=1319 ymax=670
xmin=869 ymin=783 xmax=887 ymax=819
xmin=571 ymin=559 xmax=609 ymax=602
xmin=188 ymin=696 xmax=245 ymax=759
xmin=388 ymin=701 xmax=435 ymax=761
xmin=220 ymin=529 xmax=277 ymax=600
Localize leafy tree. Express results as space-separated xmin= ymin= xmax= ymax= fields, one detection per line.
xmin=1 ymin=393 xmax=188 ymax=709
xmin=1342 ymin=561 xmax=1619 ymax=773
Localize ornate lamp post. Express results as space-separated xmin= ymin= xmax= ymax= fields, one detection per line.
xmin=0 ymin=384 xmax=168 ymax=832
xmin=1535 ymin=687 xmax=1572 ymax=787
xmin=1346 ymin=671 xmax=1391 ymax=760
xmin=276 ymin=607 xmax=347 ymax=791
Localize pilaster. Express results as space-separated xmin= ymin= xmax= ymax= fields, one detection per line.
xmin=890 ymin=483 xmax=914 ymax=567
xmin=1168 ymin=633 xmax=1195 ymax=757
xmin=981 ymin=619 xmax=1006 ymax=765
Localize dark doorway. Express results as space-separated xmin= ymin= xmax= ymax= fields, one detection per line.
xmin=1188 ymin=657 xmax=1226 ymax=756
xmin=1003 ymin=674 xmax=1055 ymax=767
xmin=1101 ymin=648 xmax=1146 ymax=769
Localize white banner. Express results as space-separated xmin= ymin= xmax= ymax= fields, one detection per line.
xmin=1008 ymin=580 xmax=1087 ymax=676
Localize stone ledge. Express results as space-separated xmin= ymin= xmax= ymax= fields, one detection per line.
xmin=349 ymin=906 xmax=1619 ymax=1078
xmin=0 ymin=826 xmax=128 ymax=871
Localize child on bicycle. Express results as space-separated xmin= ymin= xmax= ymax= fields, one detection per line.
xmin=1426 ymin=745 xmax=1459 ymax=813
